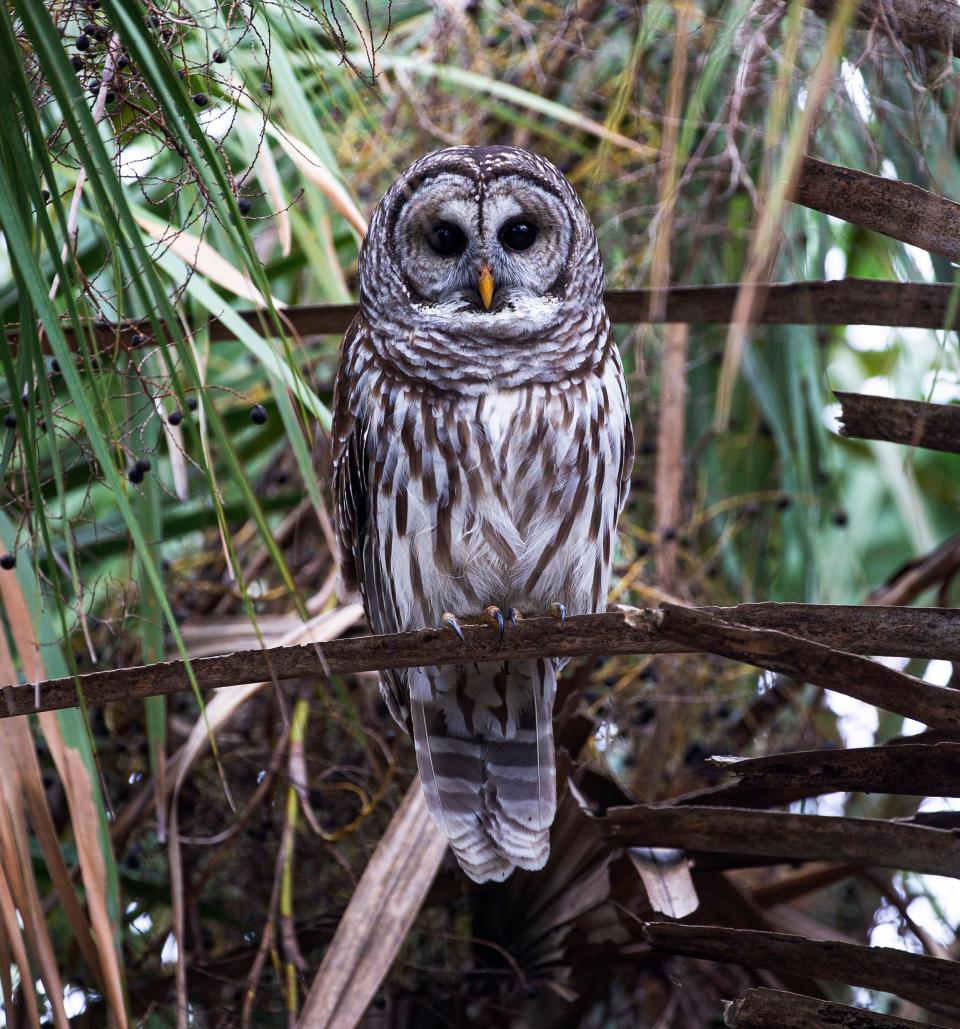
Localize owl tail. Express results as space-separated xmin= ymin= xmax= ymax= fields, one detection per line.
xmin=410 ymin=659 xmax=557 ymax=884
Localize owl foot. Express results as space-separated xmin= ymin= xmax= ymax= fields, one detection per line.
xmin=549 ymin=602 xmax=568 ymax=626
xmin=480 ymin=605 xmax=507 ymax=642
xmin=440 ymin=612 xmax=465 ymax=643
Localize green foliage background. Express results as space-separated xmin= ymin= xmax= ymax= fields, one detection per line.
xmin=1 ymin=0 xmax=958 ymax=1024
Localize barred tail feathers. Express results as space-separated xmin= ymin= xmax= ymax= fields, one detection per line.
xmin=409 ymin=660 xmax=557 ymax=883
xmin=410 ymin=694 xmax=515 ymax=883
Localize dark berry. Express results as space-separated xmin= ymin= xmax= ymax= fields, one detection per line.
xmin=50 ymin=359 xmax=59 ymax=373
xmin=88 ymin=80 xmax=100 ymax=94
xmin=0 ymin=554 xmax=16 ymax=570
xmin=148 ymin=15 xmax=161 ymax=27
xmin=4 ymin=414 xmax=16 ymax=428
xmin=83 ymin=22 xmax=97 ymax=35
xmin=192 ymin=92 xmax=209 ymax=107
xmin=129 ymin=333 xmax=144 ymax=348
xmin=177 ymin=69 xmax=186 ymax=79
xmin=127 ymin=463 xmax=144 ymax=484
xmin=94 ymin=27 xmax=108 ymax=41
xmin=71 ymin=55 xmax=85 ymax=70
xmin=260 ymin=82 xmax=272 ymax=94
xmin=832 ymin=509 xmax=849 ymax=527
xmin=237 ymin=197 xmax=251 ymax=215
xmin=250 ymin=404 xmax=268 ymax=425
xmin=168 ymin=410 xmax=183 ymax=426
xmin=40 ymin=190 xmax=50 ymax=202
xmin=186 ymin=396 xmax=198 ymax=411
xmin=135 ymin=458 xmax=152 ymax=473
xmin=212 ymin=49 xmax=226 ymax=63
xmin=775 ymin=495 xmax=791 ymax=511
xmin=76 ymin=35 xmax=90 ymax=51
xmin=118 ymin=56 xmax=129 ymax=70
xmin=635 ymin=702 xmax=656 ymax=725
xmin=684 ymin=741 xmax=708 ymax=765
xmin=660 ymin=527 xmax=677 ymax=542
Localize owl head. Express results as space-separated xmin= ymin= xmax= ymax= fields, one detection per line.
xmin=358 ymin=146 xmax=604 ymax=344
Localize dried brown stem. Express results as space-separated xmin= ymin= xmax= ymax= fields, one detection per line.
xmin=658 ymin=603 xmax=960 ymax=730
xmin=836 ymin=391 xmax=960 ymax=455
xmin=694 ymin=742 xmax=960 ymax=808
xmin=869 ymin=533 xmax=960 ymax=606
xmin=600 ymin=803 xmax=960 ymax=877
xmin=654 ymin=323 xmax=688 ymax=588
xmin=724 ymin=986 xmax=948 ymax=1028
xmin=642 ymin=923 xmax=960 ymax=1015
xmin=796 ymin=157 xmax=960 ymax=261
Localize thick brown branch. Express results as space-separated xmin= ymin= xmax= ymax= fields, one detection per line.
xmin=10 ymin=280 xmax=960 ymax=354
xmin=3 ymin=604 xmax=960 ymax=719
xmin=600 ymin=803 xmax=960 ymax=878
xmin=658 ymin=603 xmax=960 ymax=730
xmin=642 ymin=923 xmax=960 ymax=1014
xmin=724 ymin=986 xmax=948 ymax=1028
xmin=836 ymin=391 xmax=960 ymax=455
xmin=809 ymin=0 xmax=960 ymax=57
xmin=796 ymin=157 xmax=960 ymax=261
xmin=694 ymin=743 xmax=960 ymax=808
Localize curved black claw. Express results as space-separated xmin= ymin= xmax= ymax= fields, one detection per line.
xmin=550 ymin=602 xmax=568 ymax=626
xmin=440 ymin=611 xmax=465 ymax=643
xmin=482 ymin=605 xmax=506 ymax=643
xmin=507 ymin=607 xmax=521 ymax=630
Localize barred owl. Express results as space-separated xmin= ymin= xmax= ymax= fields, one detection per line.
xmin=332 ymin=146 xmax=633 ymax=882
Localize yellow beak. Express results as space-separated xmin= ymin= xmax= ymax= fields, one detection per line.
xmin=478 ymin=264 xmax=495 ymax=310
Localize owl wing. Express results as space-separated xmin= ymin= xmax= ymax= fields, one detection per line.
xmin=612 ymin=338 xmax=635 ymax=522
xmin=331 ymin=316 xmax=409 ymax=725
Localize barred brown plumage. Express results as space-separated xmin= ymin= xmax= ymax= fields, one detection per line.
xmin=332 ymin=146 xmax=633 ymax=882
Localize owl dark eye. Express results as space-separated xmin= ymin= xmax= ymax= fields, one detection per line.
xmin=499 ymin=218 xmax=538 ymax=252
xmin=427 ymin=222 xmax=467 ymax=257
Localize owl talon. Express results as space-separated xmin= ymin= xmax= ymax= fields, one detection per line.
xmin=481 ymin=605 xmax=506 ymax=642
xmin=508 ymin=607 xmax=521 ymax=630
xmin=550 ymin=602 xmax=567 ymax=626
xmin=440 ymin=612 xmax=465 ymax=643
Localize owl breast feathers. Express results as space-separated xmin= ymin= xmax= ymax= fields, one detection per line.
xmin=332 ymin=145 xmax=633 ymax=883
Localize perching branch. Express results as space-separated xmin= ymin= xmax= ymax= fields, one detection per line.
xmin=642 ymin=923 xmax=960 ymax=1015
xmin=836 ymin=391 xmax=960 ymax=455
xmin=2 ymin=603 xmax=960 ymax=720
xmin=10 ymin=279 xmax=960 ymax=354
